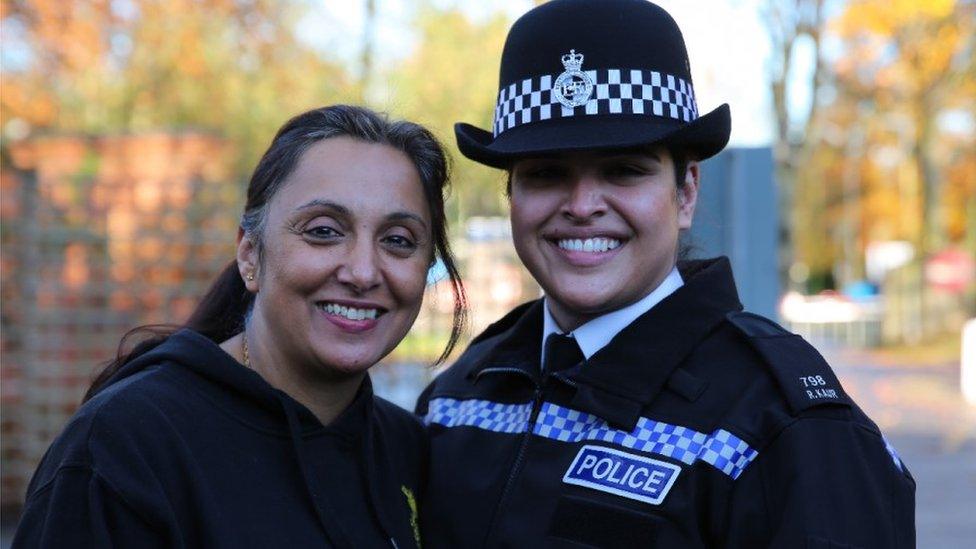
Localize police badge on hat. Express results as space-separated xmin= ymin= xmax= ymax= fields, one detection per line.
xmin=553 ymin=50 xmax=593 ymax=109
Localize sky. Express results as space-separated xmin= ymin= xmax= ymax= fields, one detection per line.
xmin=299 ymin=0 xmax=820 ymax=148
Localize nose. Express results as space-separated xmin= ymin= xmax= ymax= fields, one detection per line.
xmin=336 ymin=239 xmax=382 ymax=294
xmin=561 ymin=174 xmax=606 ymax=221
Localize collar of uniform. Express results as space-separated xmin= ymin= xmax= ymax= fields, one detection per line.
xmin=565 ymin=257 xmax=743 ymax=430
xmin=467 ymin=299 xmax=545 ymax=382
xmin=541 ymin=266 xmax=684 ymax=366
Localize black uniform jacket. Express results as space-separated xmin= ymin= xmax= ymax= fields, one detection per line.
xmin=416 ymin=258 xmax=915 ymax=548
xmin=14 ymin=329 xmax=425 ymax=549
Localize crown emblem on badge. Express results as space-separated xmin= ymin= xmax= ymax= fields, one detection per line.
xmin=553 ymin=49 xmax=594 ymax=109
xmin=561 ymin=49 xmax=584 ymax=71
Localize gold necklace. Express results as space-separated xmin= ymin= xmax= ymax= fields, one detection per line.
xmin=242 ymin=329 xmax=252 ymax=369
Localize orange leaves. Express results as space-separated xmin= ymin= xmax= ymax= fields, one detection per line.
xmin=835 ymin=0 xmax=956 ymax=37
xmin=795 ymin=0 xmax=976 ymax=265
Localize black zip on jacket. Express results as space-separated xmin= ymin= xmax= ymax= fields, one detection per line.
xmin=416 ymin=258 xmax=915 ymax=548
xmin=14 ymin=329 xmax=426 ymax=549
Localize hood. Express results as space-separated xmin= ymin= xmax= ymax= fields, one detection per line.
xmin=99 ymin=328 xmax=336 ymax=434
xmin=95 ymin=328 xmax=402 ymax=548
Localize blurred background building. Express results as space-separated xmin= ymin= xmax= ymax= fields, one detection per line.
xmin=1 ymin=0 xmax=974 ymax=545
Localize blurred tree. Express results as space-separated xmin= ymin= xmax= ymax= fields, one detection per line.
xmin=387 ymin=6 xmax=510 ymax=220
xmin=834 ymin=0 xmax=975 ymax=255
xmin=360 ymin=0 xmax=377 ymax=99
xmin=789 ymin=0 xmax=975 ymax=291
xmin=762 ymin=0 xmax=828 ymax=291
xmin=0 ymin=0 xmax=355 ymax=175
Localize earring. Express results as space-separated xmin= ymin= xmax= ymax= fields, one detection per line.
xmin=246 ymin=272 xmax=255 ymax=281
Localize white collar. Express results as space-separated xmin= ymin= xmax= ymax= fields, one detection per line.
xmin=541 ymin=266 xmax=684 ymax=368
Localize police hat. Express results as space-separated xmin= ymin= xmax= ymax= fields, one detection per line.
xmin=455 ymin=0 xmax=731 ymax=168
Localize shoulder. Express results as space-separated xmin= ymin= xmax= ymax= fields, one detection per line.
xmin=373 ymin=395 xmax=428 ymax=461
xmin=679 ymin=311 xmax=874 ymax=444
xmin=24 ymin=365 xmax=184 ymax=499
xmin=371 ymin=396 xmax=428 ymax=482
xmin=722 ymin=311 xmax=852 ymax=415
xmin=413 ymin=302 xmax=538 ymax=413
xmin=433 ymin=300 xmax=540 ymax=384
xmin=468 ymin=300 xmax=538 ymax=346
xmin=679 ymin=312 xmax=903 ymax=475
xmin=373 ymin=396 xmax=426 ymax=438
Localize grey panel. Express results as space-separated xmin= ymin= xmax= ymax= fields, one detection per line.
xmin=688 ymin=147 xmax=780 ymax=320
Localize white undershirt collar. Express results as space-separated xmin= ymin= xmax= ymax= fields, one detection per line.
xmin=541 ymin=266 xmax=684 ymax=369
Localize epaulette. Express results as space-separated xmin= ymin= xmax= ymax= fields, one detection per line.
xmin=725 ymin=311 xmax=851 ymax=414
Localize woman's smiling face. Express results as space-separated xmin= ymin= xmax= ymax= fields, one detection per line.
xmin=241 ymin=136 xmax=433 ymax=379
xmin=509 ymin=146 xmax=698 ymax=331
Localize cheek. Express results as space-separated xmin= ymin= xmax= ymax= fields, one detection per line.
xmin=266 ymin=245 xmax=336 ymax=291
xmin=510 ymin=191 xmax=559 ymax=225
xmin=386 ymin=258 xmax=431 ymax=307
xmin=614 ymin=192 xmax=679 ymax=230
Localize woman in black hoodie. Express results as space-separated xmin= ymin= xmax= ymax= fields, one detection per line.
xmin=13 ymin=105 xmax=466 ymax=548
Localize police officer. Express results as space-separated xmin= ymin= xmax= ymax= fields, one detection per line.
xmin=416 ymin=0 xmax=916 ymax=547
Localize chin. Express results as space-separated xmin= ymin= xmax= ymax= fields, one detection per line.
xmin=548 ymin=289 xmax=617 ymax=319
xmin=315 ymin=347 xmax=383 ymax=378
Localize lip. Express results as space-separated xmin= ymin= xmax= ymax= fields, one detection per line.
xmin=315 ymin=298 xmax=388 ymax=334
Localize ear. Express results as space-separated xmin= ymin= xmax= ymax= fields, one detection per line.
xmin=237 ymin=227 xmax=259 ymax=293
xmin=677 ymin=161 xmax=699 ymax=230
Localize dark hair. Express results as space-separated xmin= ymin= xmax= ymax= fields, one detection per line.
xmin=85 ymin=105 xmax=466 ymax=402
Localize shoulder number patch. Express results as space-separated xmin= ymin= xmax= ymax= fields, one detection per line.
xmin=563 ymin=445 xmax=681 ymax=505
xmin=799 ymin=374 xmax=840 ymax=400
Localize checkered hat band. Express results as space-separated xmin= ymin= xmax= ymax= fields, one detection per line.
xmin=425 ymin=398 xmax=758 ymax=480
xmin=493 ymin=69 xmax=698 ymax=137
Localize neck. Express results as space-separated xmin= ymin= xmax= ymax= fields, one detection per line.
xmin=219 ymin=328 xmax=365 ymax=426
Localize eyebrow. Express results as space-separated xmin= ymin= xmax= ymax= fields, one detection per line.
xmin=295 ymin=199 xmax=428 ymax=230
xmin=296 ymin=199 xmax=350 ymax=216
xmin=386 ymin=211 xmax=429 ymax=231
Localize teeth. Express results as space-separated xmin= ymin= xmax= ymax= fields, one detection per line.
xmin=557 ymin=237 xmax=621 ymax=253
xmin=321 ymin=303 xmax=378 ymax=321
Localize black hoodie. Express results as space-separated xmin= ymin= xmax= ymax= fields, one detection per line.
xmin=13 ymin=329 xmax=427 ymax=548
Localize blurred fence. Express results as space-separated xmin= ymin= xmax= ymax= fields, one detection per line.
xmin=1 ymin=133 xmax=239 ymax=506
xmin=0 ymin=133 xmax=538 ymax=509
xmin=781 ymin=264 xmax=975 ymax=349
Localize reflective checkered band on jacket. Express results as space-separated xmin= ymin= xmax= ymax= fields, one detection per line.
xmin=493 ymin=69 xmax=698 ymax=137
xmin=424 ymin=397 xmax=532 ymax=433
xmin=882 ymin=435 xmax=904 ymax=472
xmin=425 ymin=398 xmax=758 ymax=480
xmin=533 ymin=402 xmax=758 ymax=480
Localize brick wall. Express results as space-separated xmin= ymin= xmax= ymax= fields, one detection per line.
xmin=0 ymin=133 xmax=235 ymax=507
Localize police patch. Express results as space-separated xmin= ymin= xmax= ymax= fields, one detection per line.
xmin=562 ymin=445 xmax=680 ymax=505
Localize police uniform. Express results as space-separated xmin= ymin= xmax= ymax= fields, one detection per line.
xmin=417 ymin=258 xmax=915 ymax=547
xmin=424 ymin=0 xmax=916 ymax=546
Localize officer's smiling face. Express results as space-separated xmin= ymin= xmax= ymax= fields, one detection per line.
xmin=509 ymin=147 xmax=698 ymax=331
